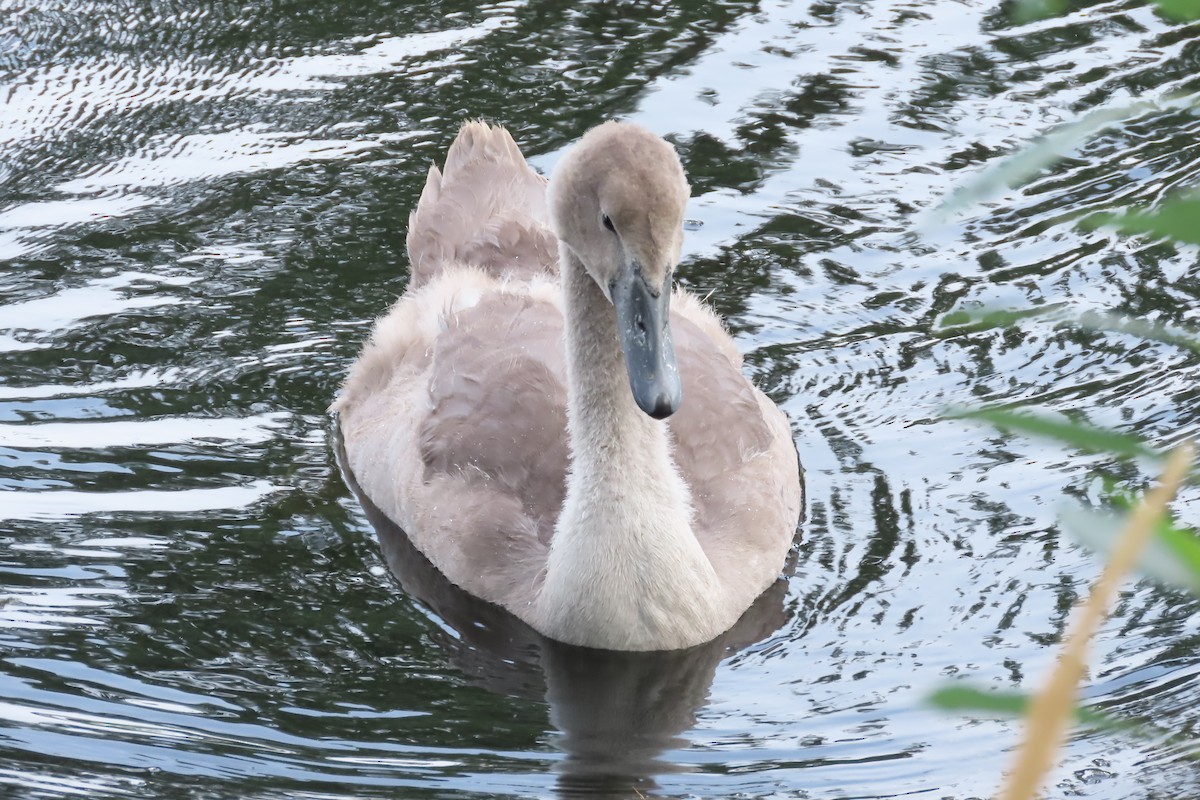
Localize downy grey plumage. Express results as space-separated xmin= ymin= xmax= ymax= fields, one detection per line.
xmin=334 ymin=121 xmax=803 ymax=651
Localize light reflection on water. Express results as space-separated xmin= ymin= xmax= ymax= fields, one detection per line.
xmin=2 ymin=0 xmax=1200 ymax=797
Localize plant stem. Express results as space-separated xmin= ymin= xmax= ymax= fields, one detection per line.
xmin=1000 ymin=441 xmax=1196 ymax=800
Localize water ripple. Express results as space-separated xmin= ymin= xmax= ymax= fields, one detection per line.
xmin=2 ymin=0 xmax=1200 ymax=797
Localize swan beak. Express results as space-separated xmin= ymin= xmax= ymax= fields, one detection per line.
xmin=611 ymin=264 xmax=682 ymax=419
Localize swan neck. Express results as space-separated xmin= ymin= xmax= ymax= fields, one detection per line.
xmin=560 ymin=246 xmax=666 ymax=464
xmin=536 ymin=245 xmax=724 ymax=651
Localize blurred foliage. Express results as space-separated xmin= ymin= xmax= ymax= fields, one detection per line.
xmin=1155 ymin=0 xmax=1200 ymax=20
xmin=930 ymin=5 xmax=1200 ymax=795
xmin=1015 ymin=0 xmax=1200 ymax=22
xmin=928 ymin=685 xmax=1158 ymax=738
xmin=934 ymin=0 xmax=1200 ymax=222
xmin=939 ymin=305 xmax=1200 ymax=353
xmin=1083 ymin=194 xmax=1200 ymax=246
xmin=929 ymin=99 xmax=1161 ymax=220
xmin=930 ymin=441 xmax=1194 ymax=800
xmin=1011 ymin=0 xmax=1068 ymax=23
xmin=935 ymin=305 xmax=1063 ymax=336
xmin=1060 ymin=503 xmax=1200 ymax=596
xmin=948 ymin=407 xmax=1164 ymax=463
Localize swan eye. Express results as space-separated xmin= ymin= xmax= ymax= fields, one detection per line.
xmin=602 ymin=214 xmax=616 ymax=233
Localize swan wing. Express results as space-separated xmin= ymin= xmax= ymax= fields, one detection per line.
xmin=668 ymin=305 xmax=803 ymax=609
xmin=338 ymin=279 xmax=567 ymax=614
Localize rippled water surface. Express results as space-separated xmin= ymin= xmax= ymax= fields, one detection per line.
xmin=4 ymin=0 xmax=1200 ymax=797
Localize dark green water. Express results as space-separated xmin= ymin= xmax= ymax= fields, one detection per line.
xmin=3 ymin=0 xmax=1200 ymax=797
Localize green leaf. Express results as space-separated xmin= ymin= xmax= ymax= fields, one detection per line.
xmin=930 ymin=685 xmax=1140 ymax=734
xmin=930 ymin=100 xmax=1160 ymax=220
xmin=936 ymin=305 xmax=1060 ymax=336
xmin=935 ymin=305 xmax=1200 ymax=353
xmin=950 ymin=407 xmax=1162 ymax=461
xmin=1157 ymin=0 xmax=1200 ymax=20
xmin=931 ymin=683 xmax=1193 ymax=755
xmin=930 ymin=685 xmax=1029 ymax=716
xmin=1157 ymin=519 xmax=1200 ymax=590
xmin=1082 ymin=195 xmax=1200 ymax=246
xmin=1012 ymin=0 xmax=1068 ymax=23
xmin=1075 ymin=311 xmax=1200 ymax=354
xmin=1059 ymin=503 xmax=1200 ymax=595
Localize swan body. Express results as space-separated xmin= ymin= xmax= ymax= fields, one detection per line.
xmin=335 ymin=121 xmax=802 ymax=651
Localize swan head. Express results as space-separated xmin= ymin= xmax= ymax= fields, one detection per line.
xmin=548 ymin=121 xmax=690 ymax=419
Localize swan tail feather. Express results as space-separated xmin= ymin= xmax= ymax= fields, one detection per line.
xmin=406 ymin=121 xmax=555 ymax=288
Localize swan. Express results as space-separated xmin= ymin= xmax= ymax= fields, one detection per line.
xmin=334 ymin=120 xmax=803 ymax=651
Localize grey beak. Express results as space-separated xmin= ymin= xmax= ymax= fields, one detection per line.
xmin=610 ymin=264 xmax=682 ymax=419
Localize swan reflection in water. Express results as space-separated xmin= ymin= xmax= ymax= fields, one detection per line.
xmin=337 ymin=437 xmax=797 ymax=798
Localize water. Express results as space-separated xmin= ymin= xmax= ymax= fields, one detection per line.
xmin=3 ymin=0 xmax=1200 ymax=797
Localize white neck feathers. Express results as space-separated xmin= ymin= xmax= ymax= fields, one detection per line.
xmin=533 ymin=246 xmax=724 ymax=651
